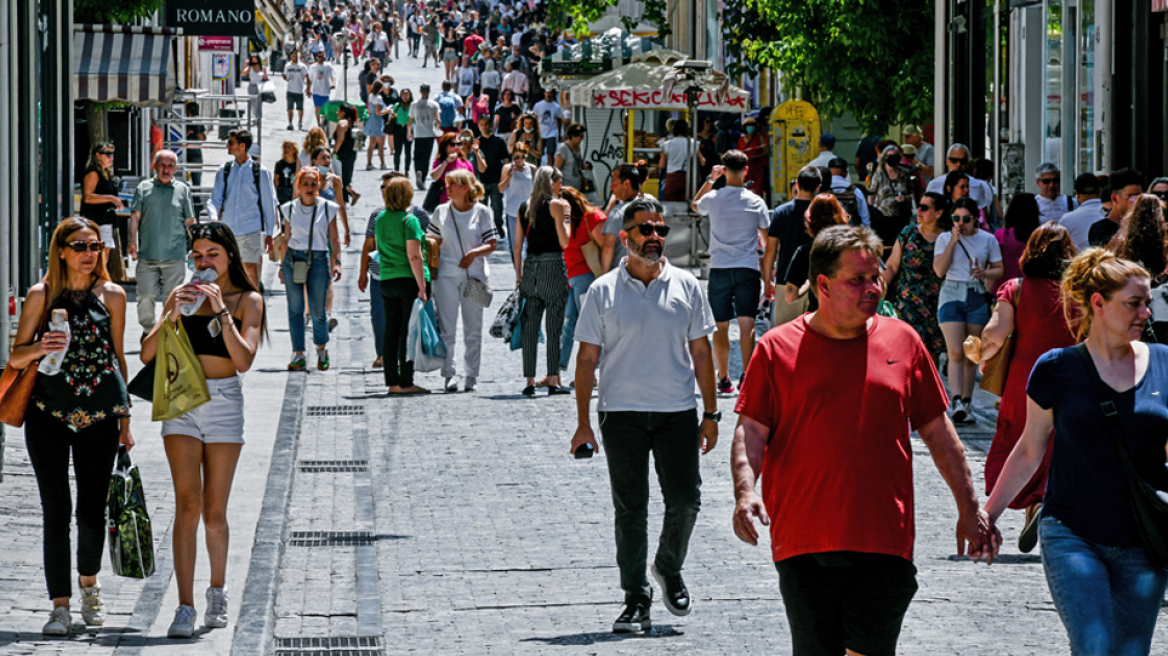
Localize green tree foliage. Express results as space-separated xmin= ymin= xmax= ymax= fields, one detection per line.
xmin=74 ymin=0 xmax=164 ymax=24
xmin=721 ymin=0 xmax=933 ymax=135
xmin=549 ymin=0 xmax=672 ymax=42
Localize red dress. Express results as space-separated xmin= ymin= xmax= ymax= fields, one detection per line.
xmin=984 ymin=277 xmax=1075 ymax=509
xmin=737 ymin=134 xmax=768 ymax=196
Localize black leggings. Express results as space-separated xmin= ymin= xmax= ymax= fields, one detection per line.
xmin=25 ymin=405 xmax=121 ymax=599
xmin=392 ymin=123 xmax=411 ymax=173
xmin=380 ymin=277 xmax=425 ymax=388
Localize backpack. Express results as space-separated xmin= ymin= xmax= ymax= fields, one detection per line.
xmin=223 ymin=158 xmax=267 ymax=232
xmin=437 ymin=92 xmax=458 ymax=127
xmin=831 ymin=184 xmax=862 ymax=226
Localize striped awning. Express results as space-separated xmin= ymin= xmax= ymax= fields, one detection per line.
xmin=74 ymin=24 xmax=180 ymax=108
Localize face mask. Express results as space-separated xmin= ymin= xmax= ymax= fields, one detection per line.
xmin=745 ymin=126 xmax=756 ymax=134
xmin=524 ymin=126 xmax=534 ymax=133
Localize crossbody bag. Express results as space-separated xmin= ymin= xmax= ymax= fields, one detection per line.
xmin=449 ymin=206 xmax=493 ymax=308
xmin=291 ymin=201 xmax=322 ymax=284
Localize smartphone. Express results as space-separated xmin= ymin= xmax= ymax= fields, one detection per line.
xmin=574 ymin=443 xmax=594 ymax=459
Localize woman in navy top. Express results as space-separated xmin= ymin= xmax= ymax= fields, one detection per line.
xmin=984 ymin=248 xmax=1168 ymax=655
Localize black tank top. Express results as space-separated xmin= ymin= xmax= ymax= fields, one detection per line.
xmin=519 ymin=199 xmax=564 ymax=255
xmin=81 ymin=166 xmax=119 ymax=227
xmin=181 ymin=313 xmax=243 ymax=359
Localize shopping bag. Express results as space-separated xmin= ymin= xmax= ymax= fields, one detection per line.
xmin=107 ymin=446 xmax=156 ymax=578
xmin=490 ymin=289 xmax=521 ymax=340
xmin=406 ymin=299 xmax=445 ymax=372
xmin=152 ymin=319 xmax=211 ymax=421
xmin=418 ymin=299 xmax=447 ymax=359
xmin=260 ymin=80 xmax=277 ymax=103
xmin=509 ymin=298 xmax=544 ymax=351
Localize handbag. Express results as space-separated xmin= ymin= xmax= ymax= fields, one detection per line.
xmin=0 ymin=362 xmax=36 ymax=428
xmin=126 ymin=360 xmax=155 ymax=402
xmin=490 ymin=289 xmax=521 ymax=340
xmin=291 ymin=202 xmax=322 ymax=285
xmin=449 ymin=207 xmax=493 ymax=308
xmin=107 ymin=446 xmax=156 ymax=578
xmin=260 ymin=80 xmax=277 ymax=104
xmin=1076 ymin=343 xmax=1168 ymax=569
xmin=978 ymin=277 xmax=1022 ymax=396
xmin=422 ymin=180 xmax=444 ymax=213
xmin=152 ymin=319 xmax=211 ymax=421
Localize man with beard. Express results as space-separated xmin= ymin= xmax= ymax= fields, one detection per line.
xmin=571 ymin=197 xmax=720 ymax=634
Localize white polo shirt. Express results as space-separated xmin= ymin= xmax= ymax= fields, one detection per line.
xmin=575 ymin=260 xmax=716 ymax=413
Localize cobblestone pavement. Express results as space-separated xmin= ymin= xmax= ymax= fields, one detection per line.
xmin=3 ymin=47 xmax=1168 ymax=656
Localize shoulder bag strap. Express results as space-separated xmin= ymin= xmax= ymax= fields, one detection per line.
xmin=222 ymin=161 xmax=234 ymax=203
xmin=253 ymin=162 xmax=266 ymax=233
xmin=449 ymin=206 xmax=472 ymax=282
xmin=307 ymin=201 xmax=319 ymax=262
xmin=955 ymin=238 xmax=978 ymax=269
xmin=1074 ymin=342 xmax=1145 ymax=483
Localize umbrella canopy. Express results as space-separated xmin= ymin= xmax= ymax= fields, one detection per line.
xmin=568 ymin=50 xmax=751 ymax=113
xmin=542 ymin=28 xmax=664 ymax=77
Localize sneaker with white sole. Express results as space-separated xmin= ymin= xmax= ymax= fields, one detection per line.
xmin=167 ymin=604 xmax=198 ymax=638
xmin=79 ymin=579 xmax=105 ymax=625
xmin=444 ymin=377 xmax=459 ymax=393
xmin=204 ymin=587 xmax=228 ymax=628
xmin=42 ymin=606 xmax=71 ymax=636
xmin=464 ymin=377 xmax=476 ymax=392
xmin=951 ymin=398 xmax=967 ymax=423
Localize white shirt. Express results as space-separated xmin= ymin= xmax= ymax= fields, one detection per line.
xmin=661 ymin=137 xmax=699 ymax=173
xmin=925 ymin=174 xmax=995 ymax=210
xmin=695 ymin=186 xmax=770 ymax=270
xmin=807 ymin=150 xmax=837 ymax=168
xmin=207 ymin=158 xmax=279 ymax=237
xmin=283 ymin=62 xmax=309 ymax=94
xmin=457 ymin=66 xmax=478 ymax=97
xmin=280 ymin=198 xmax=338 ymax=251
xmin=934 ymin=229 xmax=1003 ymax=282
xmin=503 ymin=164 xmax=534 ymax=217
xmin=532 ymin=100 xmax=563 ymax=139
xmin=409 ymin=98 xmax=441 ymax=138
xmin=309 ymin=62 xmax=336 ymax=97
xmin=1059 ymin=198 xmax=1103 ymax=252
xmin=1037 ymin=193 xmax=1077 ymax=223
xmin=369 ymin=31 xmax=389 ymax=51
xmin=574 ymin=260 xmax=716 ymax=412
xmin=426 ymin=203 xmax=498 ymax=279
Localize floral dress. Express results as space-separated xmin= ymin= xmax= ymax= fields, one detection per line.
xmin=31 ymin=288 xmax=130 ymax=432
xmin=893 ymin=224 xmax=945 ymax=360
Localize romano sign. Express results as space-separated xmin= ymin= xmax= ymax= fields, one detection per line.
xmin=168 ymin=0 xmax=257 ymax=37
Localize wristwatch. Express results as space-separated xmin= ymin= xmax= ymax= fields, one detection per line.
xmin=703 ymin=410 xmax=722 ymax=423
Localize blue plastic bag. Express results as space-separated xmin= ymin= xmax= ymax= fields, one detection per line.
xmin=419 ymin=299 xmax=447 ymax=359
xmin=509 ymin=298 xmax=544 ymax=351
xmin=406 ymin=299 xmax=447 ymax=373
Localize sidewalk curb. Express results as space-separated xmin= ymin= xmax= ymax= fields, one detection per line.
xmin=231 ymin=372 xmax=307 ymax=656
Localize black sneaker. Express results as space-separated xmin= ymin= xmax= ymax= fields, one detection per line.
xmin=521 ymin=385 xmax=536 ymax=397
xmin=612 ymin=598 xmax=651 ymax=633
xmin=651 ymin=564 xmax=692 ymax=616
xmin=547 ymin=385 xmax=571 ymax=396
xmin=717 ymin=377 xmax=736 ymax=395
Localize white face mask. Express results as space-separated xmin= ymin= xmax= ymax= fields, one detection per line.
xmin=524 ymin=126 xmax=534 ymax=133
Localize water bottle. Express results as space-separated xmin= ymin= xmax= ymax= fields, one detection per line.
xmin=38 ymin=309 xmax=70 ymax=376
xmin=180 ymin=268 xmax=219 ymax=316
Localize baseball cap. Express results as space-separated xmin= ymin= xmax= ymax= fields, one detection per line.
xmin=1074 ymin=173 xmax=1101 ymax=195
xmin=903 ymin=125 xmax=923 ymax=136
xmin=820 ymin=133 xmax=836 ymax=148
xmin=827 ymin=157 xmax=848 ymax=171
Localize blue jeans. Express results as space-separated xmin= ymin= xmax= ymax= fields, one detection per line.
xmin=559 ymin=272 xmax=596 ymax=371
xmin=282 ymin=250 xmax=331 ymax=353
xmin=369 ymin=277 xmax=385 ymax=357
xmin=1039 ymin=515 xmax=1168 ymax=655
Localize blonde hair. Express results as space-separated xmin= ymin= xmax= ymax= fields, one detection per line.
xmin=282 ymin=140 xmax=300 ymax=159
xmin=44 ymin=217 xmax=110 ymax=311
xmin=444 ymin=168 xmax=485 ymax=202
xmin=302 ymin=127 xmax=328 ymax=157
xmin=1060 ymin=247 xmax=1150 ymax=342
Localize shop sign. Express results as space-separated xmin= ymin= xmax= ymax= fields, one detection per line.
xmin=168 ymin=0 xmax=257 ymax=37
xmin=197 ymin=36 xmax=235 ymax=52
xmin=590 ymin=88 xmax=749 ymax=111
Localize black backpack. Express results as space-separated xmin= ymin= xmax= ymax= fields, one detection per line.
xmin=832 ymin=184 xmax=863 ymax=226
xmin=222 ymin=158 xmax=267 ymax=232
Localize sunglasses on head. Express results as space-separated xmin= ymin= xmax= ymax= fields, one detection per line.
xmin=633 ymin=223 xmax=670 ymax=237
xmin=66 ymin=240 xmax=104 ymax=253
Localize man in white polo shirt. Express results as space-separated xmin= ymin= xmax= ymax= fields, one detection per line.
xmin=925 ymin=143 xmax=994 ymax=211
xmin=571 ymin=197 xmax=720 ymax=635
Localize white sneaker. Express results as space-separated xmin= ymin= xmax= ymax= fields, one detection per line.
xmin=444 ymin=377 xmax=459 ymax=393
xmin=951 ymin=398 xmax=967 ymax=423
xmin=42 ymin=606 xmax=71 ymax=636
xmin=204 ymin=587 xmax=228 ymax=629
xmin=167 ymin=604 xmax=198 ymax=638
xmin=79 ymin=579 xmax=105 ymax=626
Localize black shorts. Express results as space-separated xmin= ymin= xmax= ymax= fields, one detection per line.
xmin=776 ymin=553 xmax=918 ymax=656
xmin=708 ymin=267 xmax=762 ymax=322
xmin=287 ymin=92 xmax=304 ymax=111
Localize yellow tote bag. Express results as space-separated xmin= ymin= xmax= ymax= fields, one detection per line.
xmin=152 ymin=319 xmax=211 ymax=421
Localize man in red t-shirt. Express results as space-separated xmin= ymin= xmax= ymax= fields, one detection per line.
xmin=462 ymin=32 xmax=484 ymax=58
xmin=730 ymin=226 xmax=998 ymax=656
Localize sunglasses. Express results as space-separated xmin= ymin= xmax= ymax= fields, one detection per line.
xmin=66 ymin=240 xmax=105 ymax=253
xmin=917 ymin=204 xmax=934 ymax=212
xmin=948 ymin=157 xmax=967 ymax=164
xmin=99 ymin=150 xmax=114 ymax=156
xmin=1039 ymin=178 xmax=1059 ymax=185
xmin=633 ymin=223 xmax=671 ymax=237
xmin=1154 ymin=191 xmax=1168 ymax=201
xmin=954 ymin=214 xmax=974 ymax=224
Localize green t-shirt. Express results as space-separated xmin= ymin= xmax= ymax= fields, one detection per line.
xmin=129 ymin=177 xmax=195 ymax=261
xmin=375 ymin=210 xmax=430 ymax=282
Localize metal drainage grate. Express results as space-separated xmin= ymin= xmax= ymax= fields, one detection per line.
xmin=288 ymin=531 xmax=377 ymax=547
xmin=275 ymin=636 xmax=385 ymax=655
xmin=305 ymin=405 xmax=366 ymax=417
xmin=298 ymin=460 xmax=370 ymax=473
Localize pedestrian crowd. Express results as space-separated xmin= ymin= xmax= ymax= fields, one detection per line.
xmin=9 ymin=0 xmax=1168 ymax=652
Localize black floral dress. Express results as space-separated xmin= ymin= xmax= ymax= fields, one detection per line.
xmin=31 ymin=288 xmax=130 ymax=432
xmin=893 ymin=224 xmax=945 ymax=360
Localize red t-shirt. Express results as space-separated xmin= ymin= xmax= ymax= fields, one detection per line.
xmin=734 ymin=315 xmax=948 ymax=563
xmin=463 ymin=34 xmax=484 ymax=57
xmin=564 ymin=210 xmax=606 ymax=279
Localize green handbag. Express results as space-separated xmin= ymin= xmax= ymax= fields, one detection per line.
xmin=107 ymin=446 xmax=156 ymax=578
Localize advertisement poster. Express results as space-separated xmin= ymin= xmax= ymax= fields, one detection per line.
xmin=212 ymin=53 xmax=232 ymax=80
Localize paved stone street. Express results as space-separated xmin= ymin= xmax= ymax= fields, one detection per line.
xmin=2 ymin=47 xmax=1168 ymax=656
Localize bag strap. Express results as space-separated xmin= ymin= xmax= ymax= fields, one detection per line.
xmin=956 ymin=238 xmax=978 ymax=269
xmin=253 ymin=161 xmax=266 ymax=233
xmin=1074 ymin=342 xmax=1145 ymax=484
xmin=448 ymin=206 xmax=473 ymax=282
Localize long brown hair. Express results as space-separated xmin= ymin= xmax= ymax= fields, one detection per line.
xmin=44 ymin=217 xmax=110 ymax=311
xmin=806 ymin=194 xmax=848 ymax=236
xmin=1109 ymin=194 xmax=1167 ymax=278
xmin=561 ymin=186 xmax=596 ymax=237
xmin=1020 ymin=221 xmax=1077 ymax=280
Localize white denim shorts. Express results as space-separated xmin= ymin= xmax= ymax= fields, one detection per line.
xmin=235 ymin=230 xmax=265 ymax=265
xmin=161 ymin=376 xmax=245 ymax=444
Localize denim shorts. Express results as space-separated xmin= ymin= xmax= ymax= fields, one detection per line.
xmin=161 ymin=376 xmax=245 ymax=444
xmin=938 ymin=283 xmax=991 ymax=325
xmin=708 ymin=267 xmax=762 ymax=322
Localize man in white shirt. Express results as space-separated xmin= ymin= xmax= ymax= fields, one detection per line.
xmin=532 ymin=89 xmax=564 ymax=164
xmin=691 ymin=150 xmax=771 ymax=394
xmin=408 ymin=83 xmax=441 ymax=189
xmin=925 ymin=143 xmax=994 ymax=211
xmin=1058 ymin=173 xmax=1104 ymax=252
xmin=1034 ymin=162 xmax=1077 ymax=222
xmin=807 ymin=133 xmax=837 ymax=168
xmin=282 ymin=51 xmax=309 ymax=131
xmin=308 ymin=51 xmax=336 ymax=127
xmin=206 ymin=129 xmax=278 ymax=285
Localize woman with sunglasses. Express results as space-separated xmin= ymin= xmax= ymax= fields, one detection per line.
xmin=499 ymin=142 xmax=535 ymax=252
xmin=9 ymin=217 xmax=131 ymax=636
xmin=513 ymin=166 xmax=572 ymax=396
xmin=934 ymin=197 xmax=1003 ymax=423
xmin=430 ymin=132 xmax=475 ymax=204
xmin=81 ymin=142 xmax=126 ymax=280
xmin=881 ymin=192 xmax=950 ymax=364
xmin=241 ymin=55 xmax=268 ymax=125
xmin=140 ymin=222 xmax=265 ymax=638
xmin=509 ymin=113 xmax=542 ymax=167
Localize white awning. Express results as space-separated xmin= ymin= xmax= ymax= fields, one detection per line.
xmin=74 ymin=24 xmax=179 ymax=109
xmin=569 ymin=50 xmax=751 ymax=113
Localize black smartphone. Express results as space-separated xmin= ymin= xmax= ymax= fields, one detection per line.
xmin=574 ymin=443 xmax=594 ymax=459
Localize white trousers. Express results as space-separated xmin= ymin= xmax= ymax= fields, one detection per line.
xmin=433 ymin=275 xmax=485 ymax=379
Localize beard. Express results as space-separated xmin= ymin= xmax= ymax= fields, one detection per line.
xmin=630 ymin=238 xmax=664 ymax=265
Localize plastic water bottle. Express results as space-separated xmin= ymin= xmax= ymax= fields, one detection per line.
xmin=180 ymin=268 xmax=219 ymax=316
xmin=38 ymin=309 xmax=70 ymax=376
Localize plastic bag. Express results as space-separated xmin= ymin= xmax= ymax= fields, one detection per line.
xmin=107 ymin=446 xmax=156 ymax=578
xmin=509 ymin=298 xmax=544 ymax=351
xmin=152 ymin=319 xmax=211 ymax=421
xmin=406 ymin=299 xmax=446 ymax=372
xmin=490 ymin=290 xmax=521 ymax=341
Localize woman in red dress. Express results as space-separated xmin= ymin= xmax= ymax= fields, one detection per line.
xmin=736 ymin=117 xmax=769 ymax=200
